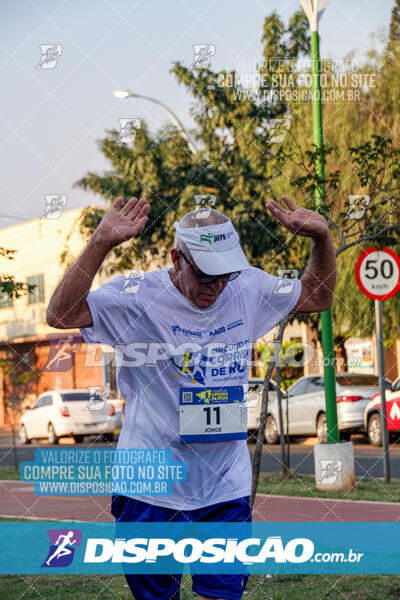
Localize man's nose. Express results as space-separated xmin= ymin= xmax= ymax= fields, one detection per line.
xmin=207 ymin=277 xmax=224 ymax=293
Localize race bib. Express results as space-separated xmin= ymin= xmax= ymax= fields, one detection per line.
xmin=179 ymin=385 xmax=247 ymax=443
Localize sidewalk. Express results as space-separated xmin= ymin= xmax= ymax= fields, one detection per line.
xmin=0 ymin=480 xmax=399 ymax=522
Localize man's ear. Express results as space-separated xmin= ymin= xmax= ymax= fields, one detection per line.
xmin=171 ymin=248 xmax=181 ymax=271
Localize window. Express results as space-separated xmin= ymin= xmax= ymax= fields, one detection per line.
xmin=61 ymin=392 xmax=91 ymax=402
xmin=0 ymin=291 xmax=12 ymax=309
xmin=306 ymin=377 xmax=324 ymax=393
xmin=287 ymin=378 xmax=309 ymax=397
xmin=336 ymin=374 xmax=391 ymax=388
xmin=248 ymin=379 xmax=278 ymax=392
xmin=33 ymin=394 xmax=52 ymax=408
xmin=27 ymin=274 xmax=44 ymax=304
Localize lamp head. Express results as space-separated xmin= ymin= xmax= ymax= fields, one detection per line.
xmin=300 ymin=0 xmax=329 ymax=32
xmin=113 ymin=89 xmax=131 ymax=99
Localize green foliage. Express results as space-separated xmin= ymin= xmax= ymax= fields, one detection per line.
xmin=75 ymin=12 xmax=313 ymax=274
xmin=74 ymin=6 xmax=400 ymax=346
xmin=257 ymin=340 xmax=304 ymax=389
xmin=389 ymin=0 xmax=400 ymax=42
xmin=0 ymin=247 xmax=36 ymax=301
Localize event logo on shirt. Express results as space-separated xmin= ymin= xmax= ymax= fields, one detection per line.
xmin=195 ymin=389 xmax=212 ymax=403
xmin=171 ymin=351 xmax=206 ymax=385
xmin=170 ymin=340 xmax=250 ymax=385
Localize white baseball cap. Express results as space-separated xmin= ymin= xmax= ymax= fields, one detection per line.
xmin=173 ymin=219 xmax=250 ymax=276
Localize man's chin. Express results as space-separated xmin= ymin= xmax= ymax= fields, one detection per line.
xmin=194 ymin=293 xmax=218 ymax=308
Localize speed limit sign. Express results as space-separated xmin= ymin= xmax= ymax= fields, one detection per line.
xmin=355 ymin=247 xmax=400 ymax=301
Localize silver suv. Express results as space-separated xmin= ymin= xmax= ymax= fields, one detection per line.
xmin=247 ymin=373 xmax=390 ymax=444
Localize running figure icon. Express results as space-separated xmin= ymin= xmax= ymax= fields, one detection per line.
xmin=45 ymin=531 xmax=77 ymax=566
xmin=173 ymin=352 xmax=200 ymax=384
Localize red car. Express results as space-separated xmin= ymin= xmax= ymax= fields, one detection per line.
xmin=364 ymin=377 xmax=400 ymax=446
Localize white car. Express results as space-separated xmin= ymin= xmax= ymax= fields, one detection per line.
xmin=246 ymin=378 xmax=279 ymax=442
xmin=18 ymin=389 xmax=122 ymax=444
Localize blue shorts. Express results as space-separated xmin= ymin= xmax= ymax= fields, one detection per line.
xmin=111 ymin=494 xmax=252 ymax=600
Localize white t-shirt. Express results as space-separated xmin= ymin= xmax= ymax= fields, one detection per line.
xmin=80 ymin=266 xmax=301 ymax=509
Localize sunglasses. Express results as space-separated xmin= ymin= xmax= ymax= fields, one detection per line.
xmin=179 ymin=250 xmax=241 ymax=284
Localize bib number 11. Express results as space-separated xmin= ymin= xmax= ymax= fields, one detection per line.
xmin=203 ymin=406 xmax=220 ymax=425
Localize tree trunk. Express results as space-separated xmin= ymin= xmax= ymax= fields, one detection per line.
xmin=334 ymin=336 xmax=348 ymax=372
xmin=251 ymin=319 xmax=288 ymax=508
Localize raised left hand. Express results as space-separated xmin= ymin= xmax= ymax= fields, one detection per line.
xmin=266 ymin=196 xmax=330 ymax=241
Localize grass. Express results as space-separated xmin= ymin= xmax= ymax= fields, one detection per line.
xmin=0 ymin=574 xmax=400 ymax=599
xmin=257 ymin=471 xmax=400 ymax=503
xmin=0 ymin=466 xmax=21 ymax=480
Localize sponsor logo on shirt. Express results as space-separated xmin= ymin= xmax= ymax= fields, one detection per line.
xmin=209 ymin=326 xmax=226 ymax=336
xmin=227 ymin=319 xmax=243 ymax=331
xmin=208 ymin=320 xmax=244 ymax=336
xmin=171 ymin=325 xmax=202 ymax=337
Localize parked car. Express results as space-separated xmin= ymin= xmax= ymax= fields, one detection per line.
xmin=246 ymin=378 xmax=279 ymax=442
xmin=248 ymin=373 xmax=391 ymax=444
xmin=18 ymin=389 xmax=122 ymax=444
xmin=364 ymin=377 xmax=400 ymax=446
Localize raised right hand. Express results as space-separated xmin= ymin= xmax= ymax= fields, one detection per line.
xmin=94 ymin=196 xmax=150 ymax=250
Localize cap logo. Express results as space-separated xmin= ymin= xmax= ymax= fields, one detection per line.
xmin=200 ymin=233 xmax=213 ymax=244
xmin=199 ymin=231 xmax=234 ymax=244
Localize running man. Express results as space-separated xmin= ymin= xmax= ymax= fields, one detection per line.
xmin=47 ymin=195 xmax=336 ymax=600
xmin=45 ymin=531 xmax=77 ymax=566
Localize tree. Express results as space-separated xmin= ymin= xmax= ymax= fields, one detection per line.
xmin=73 ymin=12 xmax=312 ymax=277
xmin=0 ymin=247 xmax=37 ymax=470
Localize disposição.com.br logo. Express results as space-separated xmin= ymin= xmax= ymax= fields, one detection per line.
xmin=41 ymin=529 xmax=82 ymax=568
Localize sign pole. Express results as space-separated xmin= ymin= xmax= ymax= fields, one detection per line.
xmin=355 ymin=245 xmax=400 ymax=483
xmin=374 ymin=299 xmax=391 ymax=483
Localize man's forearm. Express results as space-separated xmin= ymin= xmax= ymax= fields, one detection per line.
xmin=301 ymin=232 xmax=337 ymax=310
xmin=46 ymin=232 xmax=111 ymax=328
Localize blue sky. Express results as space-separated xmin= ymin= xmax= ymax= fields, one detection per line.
xmin=0 ymin=0 xmax=393 ymax=227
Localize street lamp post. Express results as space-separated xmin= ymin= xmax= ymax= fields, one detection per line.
xmin=300 ymin=0 xmax=339 ymax=443
xmin=113 ymin=89 xmax=198 ymax=155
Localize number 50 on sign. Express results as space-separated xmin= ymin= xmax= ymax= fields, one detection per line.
xmin=355 ymin=247 xmax=400 ymax=301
